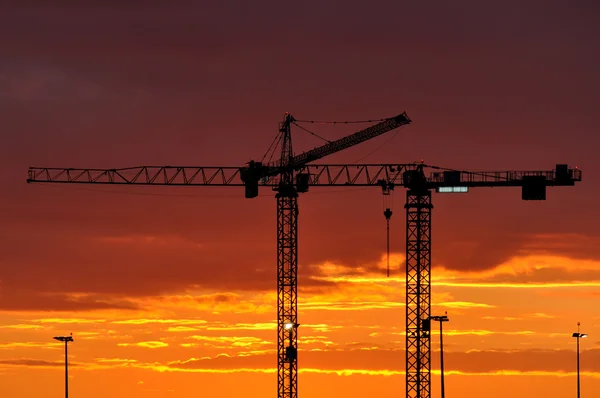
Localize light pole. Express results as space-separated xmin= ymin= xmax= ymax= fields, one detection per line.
xmin=284 ymin=322 xmax=299 ymax=395
xmin=53 ymin=334 xmax=74 ymax=398
xmin=572 ymin=322 xmax=587 ymax=398
xmin=430 ymin=314 xmax=449 ymax=398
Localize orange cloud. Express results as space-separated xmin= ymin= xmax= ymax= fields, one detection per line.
xmin=0 ymin=324 xmax=43 ymax=329
xmin=187 ymin=335 xmax=271 ymax=348
xmin=0 ymin=342 xmax=60 ymax=350
xmin=118 ymin=341 xmax=169 ymax=349
xmin=0 ymin=358 xmax=76 ymax=367
xmin=112 ymin=319 xmax=206 ymax=325
xmin=95 ymin=358 xmax=138 ymax=363
xmin=32 ymin=318 xmax=106 ymax=324
xmin=147 ymin=348 xmax=600 ymax=375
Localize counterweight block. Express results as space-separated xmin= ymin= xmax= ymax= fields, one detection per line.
xmin=522 ymin=175 xmax=547 ymax=201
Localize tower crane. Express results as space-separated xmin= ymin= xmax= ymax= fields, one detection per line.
xmin=26 ymin=114 xmax=582 ymax=398
xmin=27 ymin=111 xmax=412 ymax=398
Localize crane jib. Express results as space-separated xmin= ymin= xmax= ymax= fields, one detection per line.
xmin=288 ymin=112 xmax=411 ymax=168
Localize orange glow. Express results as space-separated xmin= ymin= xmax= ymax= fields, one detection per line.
xmin=2 ymin=6 xmax=597 ymax=394
xmin=1 ymin=253 xmax=599 ymax=397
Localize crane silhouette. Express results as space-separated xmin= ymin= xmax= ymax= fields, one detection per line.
xmin=27 ymin=112 xmax=581 ymax=398
xmin=27 ymin=111 xmax=411 ymax=398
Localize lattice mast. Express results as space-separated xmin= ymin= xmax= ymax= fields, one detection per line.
xmin=404 ymin=165 xmax=433 ymax=398
xmin=275 ymin=114 xmax=299 ymax=398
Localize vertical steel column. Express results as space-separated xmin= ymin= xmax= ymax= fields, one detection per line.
xmin=65 ymin=340 xmax=69 ymax=398
xmin=405 ymin=190 xmax=432 ymax=398
xmin=439 ymin=320 xmax=445 ymax=398
xmin=277 ymin=190 xmax=298 ymax=398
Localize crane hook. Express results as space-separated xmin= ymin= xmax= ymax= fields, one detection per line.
xmin=384 ymin=208 xmax=393 ymax=277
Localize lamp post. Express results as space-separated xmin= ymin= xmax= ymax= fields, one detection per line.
xmin=430 ymin=314 xmax=449 ymax=398
xmin=53 ymin=334 xmax=74 ymax=398
xmin=284 ymin=322 xmax=299 ymax=361
xmin=284 ymin=322 xmax=299 ymax=394
xmin=572 ymin=322 xmax=587 ymax=398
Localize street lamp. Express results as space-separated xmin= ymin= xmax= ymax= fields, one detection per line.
xmin=572 ymin=322 xmax=587 ymax=398
xmin=284 ymin=323 xmax=299 ymax=362
xmin=53 ymin=334 xmax=74 ymax=398
xmin=284 ymin=322 xmax=299 ymax=393
xmin=430 ymin=314 xmax=449 ymax=398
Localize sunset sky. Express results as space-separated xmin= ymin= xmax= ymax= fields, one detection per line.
xmin=2 ymin=1 xmax=600 ymax=397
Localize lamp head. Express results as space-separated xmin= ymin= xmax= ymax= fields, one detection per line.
xmin=53 ymin=335 xmax=74 ymax=342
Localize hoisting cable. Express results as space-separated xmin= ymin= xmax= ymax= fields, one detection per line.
xmin=261 ymin=131 xmax=283 ymax=164
xmin=291 ymin=122 xmax=331 ymax=143
xmin=382 ymin=182 xmax=394 ymax=277
xmin=294 ymin=118 xmax=390 ymax=124
xmin=260 ymin=115 xmax=395 ymax=162
xmin=351 ymin=130 xmax=401 ymax=164
xmin=384 ymin=207 xmax=392 ymax=277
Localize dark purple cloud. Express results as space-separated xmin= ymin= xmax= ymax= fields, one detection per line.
xmin=0 ymin=0 xmax=598 ymax=310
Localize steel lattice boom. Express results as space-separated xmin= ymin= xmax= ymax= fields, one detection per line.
xmin=287 ymin=113 xmax=411 ymax=168
xmin=26 ymin=112 xmax=582 ymax=398
xmin=27 ymin=163 xmax=581 ymax=188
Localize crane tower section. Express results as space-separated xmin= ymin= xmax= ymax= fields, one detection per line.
xmin=275 ymin=114 xmax=299 ymax=398
xmin=405 ymin=190 xmax=432 ymax=398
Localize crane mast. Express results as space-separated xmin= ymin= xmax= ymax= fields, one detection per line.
xmin=276 ymin=114 xmax=299 ymax=398
xmin=404 ymin=166 xmax=433 ymax=398
xmin=26 ymin=114 xmax=582 ymax=398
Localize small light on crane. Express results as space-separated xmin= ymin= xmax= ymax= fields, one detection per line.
xmin=436 ymin=186 xmax=469 ymax=193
